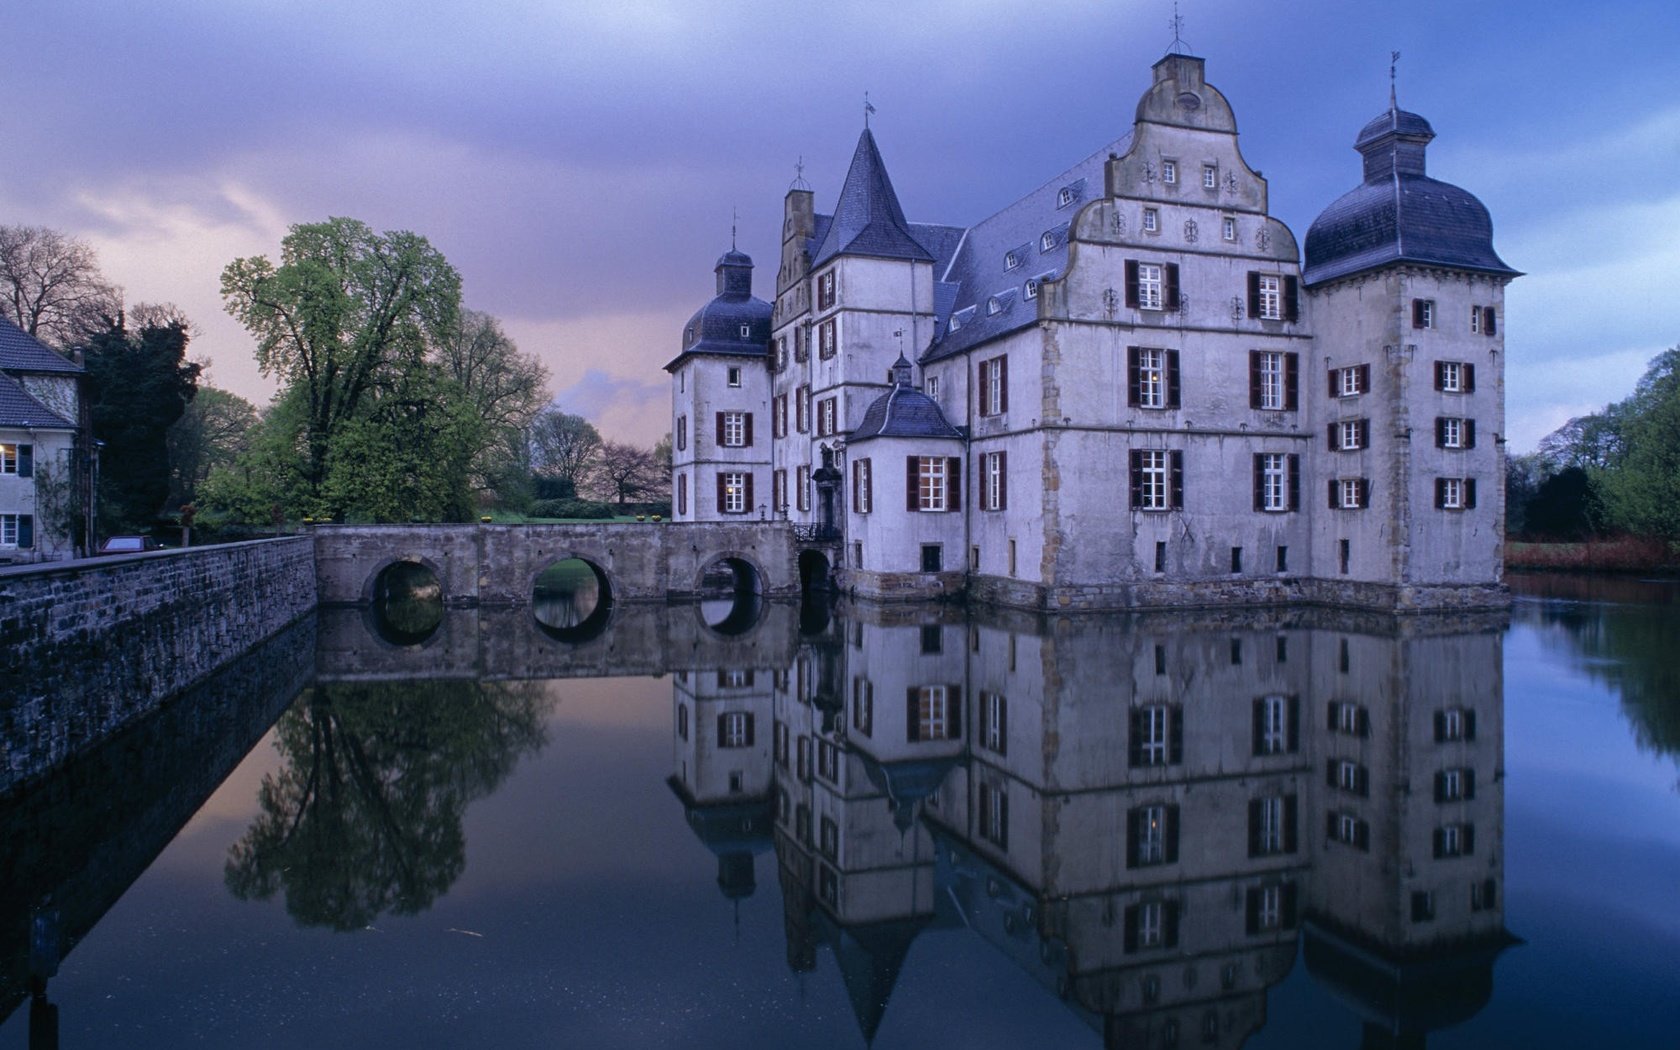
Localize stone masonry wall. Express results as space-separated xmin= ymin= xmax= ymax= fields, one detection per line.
xmin=0 ymin=536 xmax=317 ymax=796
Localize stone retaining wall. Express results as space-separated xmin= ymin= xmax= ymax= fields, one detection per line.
xmin=0 ymin=537 xmax=317 ymax=797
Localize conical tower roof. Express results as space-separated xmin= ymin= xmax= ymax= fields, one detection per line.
xmin=811 ymin=129 xmax=934 ymax=267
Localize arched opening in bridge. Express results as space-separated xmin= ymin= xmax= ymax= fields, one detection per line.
xmin=699 ymin=555 xmax=763 ymax=636
xmin=370 ymin=560 xmax=443 ymax=646
xmin=533 ymin=557 xmax=613 ymax=642
xmin=799 ymin=550 xmax=833 ymax=595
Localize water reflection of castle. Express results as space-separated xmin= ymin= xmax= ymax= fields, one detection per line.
xmin=669 ymin=606 xmax=1512 ymax=1047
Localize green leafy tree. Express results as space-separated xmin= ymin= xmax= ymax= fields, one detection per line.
xmin=437 ymin=309 xmax=549 ymax=509
xmin=220 ymin=218 xmax=463 ymax=508
xmin=166 ymin=384 xmax=258 ymax=511
xmin=224 ymin=679 xmax=551 ymax=930
xmin=1594 ymin=347 xmax=1680 ymax=540
xmin=81 ymin=306 xmax=202 ymax=532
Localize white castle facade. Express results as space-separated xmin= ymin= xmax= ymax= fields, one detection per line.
xmin=668 ymin=53 xmax=1518 ymax=611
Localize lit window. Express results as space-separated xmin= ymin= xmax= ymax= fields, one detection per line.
xmin=1162 ymin=160 xmax=1177 ymax=184
xmin=1136 ymin=347 xmax=1166 ymax=408
xmin=1203 ymin=164 xmax=1218 ymax=189
xmin=1137 ymin=263 xmax=1163 ymax=309
xmin=721 ymin=472 xmax=748 ymax=514
xmin=1142 ymin=208 xmax=1159 ymax=233
xmin=1136 ymin=805 xmax=1167 ymax=865
xmin=0 ymin=443 xmax=23 ymax=474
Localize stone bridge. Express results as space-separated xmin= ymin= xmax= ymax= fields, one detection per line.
xmin=313 ymin=521 xmax=817 ymax=607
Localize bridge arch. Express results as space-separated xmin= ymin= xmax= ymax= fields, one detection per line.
xmin=695 ymin=550 xmax=766 ymax=636
xmin=365 ymin=557 xmax=446 ymax=647
xmin=531 ymin=553 xmax=615 ymax=643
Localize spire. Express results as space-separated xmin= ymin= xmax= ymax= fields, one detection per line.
xmin=1167 ymin=0 xmax=1191 ymax=55
xmin=1389 ymin=49 xmax=1401 ymax=110
xmin=810 ymin=129 xmax=933 ymax=267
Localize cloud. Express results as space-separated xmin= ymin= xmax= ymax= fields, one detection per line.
xmin=550 ymin=369 xmax=670 ymax=448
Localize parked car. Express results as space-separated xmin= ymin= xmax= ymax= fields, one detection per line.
xmin=99 ymin=535 xmax=162 ymax=554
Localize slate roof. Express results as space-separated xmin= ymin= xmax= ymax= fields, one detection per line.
xmin=849 ymin=356 xmax=962 ymax=444
xmin=665 ymin=249 xmax=773 ymax=371
xmin=0 ymin=315 xmax=81 ymax=375
xmin=923 ymin=135 xmax=1131 ymax=363
xmin=0 ymin=371 xmax=75 ymax=429
xmin=1304 ymin=107 xmax=1519 ymax=287
xmin=811 ymin=130 xmax=935 ymax=267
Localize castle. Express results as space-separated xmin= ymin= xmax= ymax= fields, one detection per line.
xmin=667 ymin=52 xmax=1518 ymax=611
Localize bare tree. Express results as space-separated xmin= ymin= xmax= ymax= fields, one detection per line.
xmin=0 ymin=224 xmax=121 ymax=347
xmin=530 ymin=409 xmax=602 ymax=498
xmin=437 ymin=309 xmax=548 ymax=433
xmin=589 ymin=440 xmax=660 ymax=506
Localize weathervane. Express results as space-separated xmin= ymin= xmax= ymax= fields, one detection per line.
xmin=791 ymin=155 xmax=810 ymax=192
xmin=1167 ymin=1 xmax=1190 ymax=55
xmin=731 ymin=207 xmax=738 ymax=250
xmin=1389 ymin=49 xmax=1401 ymax=108
xmin=864 ymin=91 xmax=876 ymax=129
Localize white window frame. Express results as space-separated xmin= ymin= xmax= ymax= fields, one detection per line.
xmin=1138 ymin=900 xmax=1164 ymax=947
xmin=982 ymin=357 xmax=1005 ymax=415
xmin=1258 ymin=885 xmax=1282 ymax=930
xmin=1418 ymin=299 xmax=1435 ymax=328
xmin=917 ymin=457 xmax=949 ymax=512
xmin=727 ymin=366 xmax=742 ymax=387
xmin=0 ymin=444 xmax=17 ymax=474
xmin=1040 ymin=231 xmax=1056 ymax=251
xmin=1339 ymin=478 xmax=1365 ymax=509
xmin=925 ymin=375 xmax=940 ymax=402
xmin=722 ymin=411 xmax=746 ymax=447
xmin=1139 ymin=704 xmax=1169 ymax=765
xmin=1222 ymin=216 xmax=1237 ymax=241
xmin=819 ymin=397 xmax=836 ymax=437
xmin=1335 ymin=702 xmax=1362 ymax=734
xmin=980 ymin=781 xmax=1007 ymax=845
xmin=1441 ymin=417 xmax=1464 ymax=449
xmin=1470 ymin=306 xmax=1482 ymax=334
xmin=1138 ymin=450 xmax=1170 ymax=511
xmin=1137 ymin=347 xmax=1166 ymax=409
xmin=1004 ymin=250 xmax=1019 ymax=270
xmin=1442 ymin=707 xmax=1466 ymax=740
xmin=1440 ymin=477 xmax=1465 ymax=510
xmin=1439 ymin=361 xmax=1464 ymax=392
xmin=1335 ymin=812 xmax=1360 ymax=845
xmin=720 ymin=711 xmax=751 ymax=747
xmin=1261 ymin=454 xmax=1289 ymax=512
xmin=1259 ymin=694 xmax=1288 ymax=754
xmin=1137 ymin=264 xmax=1163 ymax=310
xmin=1257 ymin=796 xmax=1283 ymax=853
xmin=1142 ymin=208 xmax=1159 ymax=233
xmin=1338 ymin=367 xmax=1365 ymax=397
xmin=797 ymin=464 xmax=810 ymax=512
xmin=1441 ymin=768 xmax=1464 ymax=800
xmin=1137 ymin=805 xmax=1166 ymax=865
xmin=721 ymin=472 xmax=748 ymax=514
xmin=1024 ymin=279 xmax=1038 ymax=300
xmin=1161 ymin=159 xmax=1177 ymax=184
xmin=1203 ymin=164 xmax=1218 ymax=189
xmin=855 ymin=459 xmax=871 ymax=513
xmin=1339 ymin=420 xmax=1364 ymax=450
xmin=1257 ymin=351 xmax=1285 ymax=410
xmin=983 ymin=451 xmax=1004 ymax=511
xmin=983 ymin=692 xmax=1005 ymax=753
xmin=1257 ymin=274 xmax=1282 ymax=320
xmin=917 ymin=685 xmax=951 ymax=740
xmin=1058 ymin=185 xmax=1075 ymax=206
xmin=1337 ymin=760 xmax=1361 ymax=792
xmin=0 ymin=514 xmax=18 ymax=548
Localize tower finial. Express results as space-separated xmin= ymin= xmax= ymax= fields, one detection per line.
xmin=790 ymin=155 xmax=811 ymax=192
xmin=1390 ymin=49 xmax=1401 ymax=109
xmin=731 ymin=207 xmax=737 ymax=250
xmin=864 ymin=91 xmax=876 ymax=129
xmin=1167 ymin=1 xmax=1190 ymax=55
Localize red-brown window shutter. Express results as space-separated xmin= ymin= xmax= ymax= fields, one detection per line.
xmin=1127 ymin=347 xmax=1141 ymax=407
xmin=1484 ymin=307 xmax=1497 ymax=336
xmin=1328 ymin=423 xmax=1339 ymax=450
xmin=1252 ymin=455 xmax=1265 ymax=511
xmin=1247 ymin=272 xmax=1261 ymax=318
xmin=1359 ymin=478 xmax=1371 ymax=507
xmin=905 ymin=687 xmax=920 ymax=742
xmin=1165 ymin=350 xmax=1181 ymax=408
xmin=947 ymin=458 xmax=962 ymax=510
xmin=1164 ymin=263 xmax=1180 ymax=311
xmin=1285 ymin=353 xmax=1299 ymax=410
xmin=1287 ymin=454 xmax=1300 ymax=510
xmin=999 ymin=357 xmax=1009 ymax=413
xmin=851 ymin=461 xmax=860 ymax=513
xmin=1284 ymin=276 xmax=1300 ymax=322
xmin=1465 ymin=478 xmax=1478 ymax=509
xmin=744 ymin=473 xmax=754 ymax=510
xmin=1463 ymin=363 xmax=1476 ymax=392
xmin=716 ymin=474 xmax=727 ymax=512
xmin=1328 ymin=479 xmax=1339 ymax=508
xmin=999 ymin=451 xmax=1008 ymax=509
xmin=715 ymin=412 xmax=725 ymax=446
xmin=1328 ymin=369 xmax=1340 ymax=399
xmin=1170 ymin=451 xmax=1184 ymax=508
xmin=1412 ymin=299 xmax=1426 ymax=329
xmin=1464 ymin=419 xmax=1476 ymax=448
xmin=1129 ymin=450 xmax=1143 ymax=506
xmin=865 ymin=458 xmax=873 ymax=511
xmin=1357 ymin=419 xmax=1369 ymax=446
xmin=1124 ymin=260 xmax=1140 ymax=308
xmin=1248 ymin=351 xmax=1262 ymax=408
xmin=744 ymin=413 xmax=754 ymax=446
xmin=907 ymin=456 xmax=919 ymax=512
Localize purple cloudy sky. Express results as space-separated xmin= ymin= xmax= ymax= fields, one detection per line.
xmin=3 ymin=0 xmax=1675 ymax=450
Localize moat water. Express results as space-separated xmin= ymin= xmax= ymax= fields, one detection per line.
xmin=4 ymin=574 xmax=1680 ymax=1049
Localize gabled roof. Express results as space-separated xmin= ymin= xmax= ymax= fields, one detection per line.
xmin=923 ymin=134 xmax=1131 ymax=363
xmin=811 ymin=130 xmax=935 ymax=267
xmin=0 ymin=316 xmax=81 ymax=375
xmin=0 ymin=371 xmax=75 ymax=429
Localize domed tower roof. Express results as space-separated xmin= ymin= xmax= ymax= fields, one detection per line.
xmin=1303 ymin=105 xmax=1519 ymax=288
xmin=849 ymin=354 xmax=962 ymax=443
xmin=665 ymin=247 xmax=773 ymax=371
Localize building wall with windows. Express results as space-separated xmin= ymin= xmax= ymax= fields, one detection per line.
xmin=670 ymin=51 xmax=1516 ymax=610
xmin=1 ymin=320 xmax=87 ymax=563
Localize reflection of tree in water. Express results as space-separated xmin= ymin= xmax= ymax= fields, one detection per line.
xmin=1535 ymin=596 xmax=1680 ymax=762
xmin=225 ymin=680 xmax=550 ymax=930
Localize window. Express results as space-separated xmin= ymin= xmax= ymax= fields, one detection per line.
xmin=1004 ymin=249 xmax=1020 ymax=270
xmin=981 ymin=692 xmax=1007 ymax=755
xmin=1329 ymin=811 xmax=1370 ymax=851
xmin=727 ymin=366 xmax=742 ymax=387
xmin=851 ymin=457 xmax=872 ymax=514
xmin=1023 ymin=278 xmax=1039 ymax=300
xmin=773 ymin=394 xmax=787 ymax=438
xmin=1203 ymin=164 xmax=1218 ymax=189
xmin=1435 ymin=767 xmax=1476 ymax=802
xmin=1433 ymin=823 xmax=1475 ymax=858
xmin=818 ymin=397 xmax=836 ymax=437
xmin=1129 ymin=449 xmax=1183 ymax=511
xmin=818 ymin=318 xmax=837 ymax=358
xmin=1412 ymin=298 xmax=1435 ymax=329
xmin=1435 ymin=360 xmax=1475 ymax=393
xmin=718 ymin=411 xmax=751 ymax=447
xmin=820 ymin=816 xmax=839 ymax=858
xmin=1249 ymin=350 xmax=1297 ymax=410
xmin=1248 ymin=795 xmax=1297 ymax=856
xmin=1332 ymin=477 xmax=1370 ymax=510
xmin=981 ymin=450 xmax=1007 ymax=511
xmin=817 ymin=270 xmax=836 ymax=310
xmin=1434 ymin=706 xmax=1478 ymax=742
xmin=1245 ymin=883 xmax=1297 ymax=934
xmin=1127 ymin=346 xmax=1180 ymax=409
xmin=1231 ymin=546 xmax=1243 ymax=574
xmin=1127 ymin=803 xmax=1179 ymax=867
xmin=1252 ymin=695 xmax=1297 ymax=755
xmin=1329 ymin=701 xmax=1370 ymax=737
xmin=677 ymin=473 xmax=688 ymax=516
xmin=979 ymin=780 xmax=1009 ymax=848
xmin=980 ymin=355 xmax=1008 ymax=416
xmin=774 ymin=722 xmax=789 ymax=767
xmin=1129 ymin=704 xmax=1182 ymax=766
xmin=1247 ymin=272 xmax=1299 ymax=322
xmin=1275 ymin=545 xmax=1288 ymax=573
xmin=794 ymin=327 xmax=807 ymax=362
xmin=1 ymin=514 xmax=34 ymax=549
xmin=1039 ymin=231 xmax=1056 ymax=252
xmin=852 ymin=678 xmax=873 ymax=735
xmin=920 ymin=543 xmax=942 ymax=572
xmin=718 ymin=711 xmax=754 ymax=748
xmin=1124 ymin=260 xmax=1179 ymax=311
xmin=1222 ymin=216 xmax=1236 ymax=241
xmin=910 ymin=684 xmax=957 ymax=741
xmin=925 ymin=375 xmax=939 ymax=401
xmin=1471 ymin=879 xmax=1498 ymax=912
xmin=818 ymin=739 xmax=839 ymax=782
xmin=1331 ymin=418 xmax=1370 ymax=451
xmin=797 ymin=464 xmax=810 ymax=511
xmin=797 ymin=736 xmax=811 ymax=781
xmin=1125 ymin=899 xmax=1180 ymax=953
xmin=1435 ymin=477 xmax=1477 ymax=510
xmin=1436 ymin=417 xmax=1476 ymax=449
xmin=772 ymin=469 xmax=787 ymax=511
xmin=1332 ymin=365 xmax=1371 ymax=398
xmin=774 ymin=337 xmax=787 ymax=372
xmin=718 ymin=472 xmax=751 ymax=514
xmin=1142 ymin=208 xmax=1159 ymax=233
xmin=1161 ymin=160 xmax=1177 ymax=184
xmin=1254 ymin=453 xmax=1299 ymax=512
xmin=795 ymin=385 xmax=809 ymax=432
xmin=1339 ymin=538 xmax=1351 ymax=574
xmin=1411 ymin=891 xmax=1436 ymax=923
xmin=1331 ymin=759 xmax=1369 ymax=796
xmin=910 ymin=456 xmax=960 ymax=512
xmin=919 ymin=624 xmax=942 ymax=654
xmin=676 ymin=415 xmax=687 ymax=451
xmin=1471 ymin=305 xmax=1497 ymax=336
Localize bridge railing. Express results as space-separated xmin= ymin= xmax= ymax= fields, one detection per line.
xmin=791 ymin=523 xmax=843 ymax=544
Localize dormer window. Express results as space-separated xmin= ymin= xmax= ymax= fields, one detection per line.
xmin=739 ymin=324 xmax=751 ymax=338
xmin=1040 ymin=231 xmax=1056 ymax=251
xmin=949 ymin=315 xmax=962 ymax=333
xmin=1024 ymin=279 xmax=1039 ymax=300
xmin=987 ymin=296 xmax=1003 ymax=316
xmin=1057 ymin=186 xmax=1075 ymax=207
xmin=1004 ymin=250 xmax=1020 ymax=270
xmin=1162 ymin=160 xmax=1177 ymax=184
xmin=685 ymin=327 xmax=695 ymax=346
xmin=1142 ymin=208 xmax=1159 ymax=233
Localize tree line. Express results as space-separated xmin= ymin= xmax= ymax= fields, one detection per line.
xmin=0 ymin=219 xmax=670 ymax=540
xmin=1508 ymin=344 xmax=1680 ymax=545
